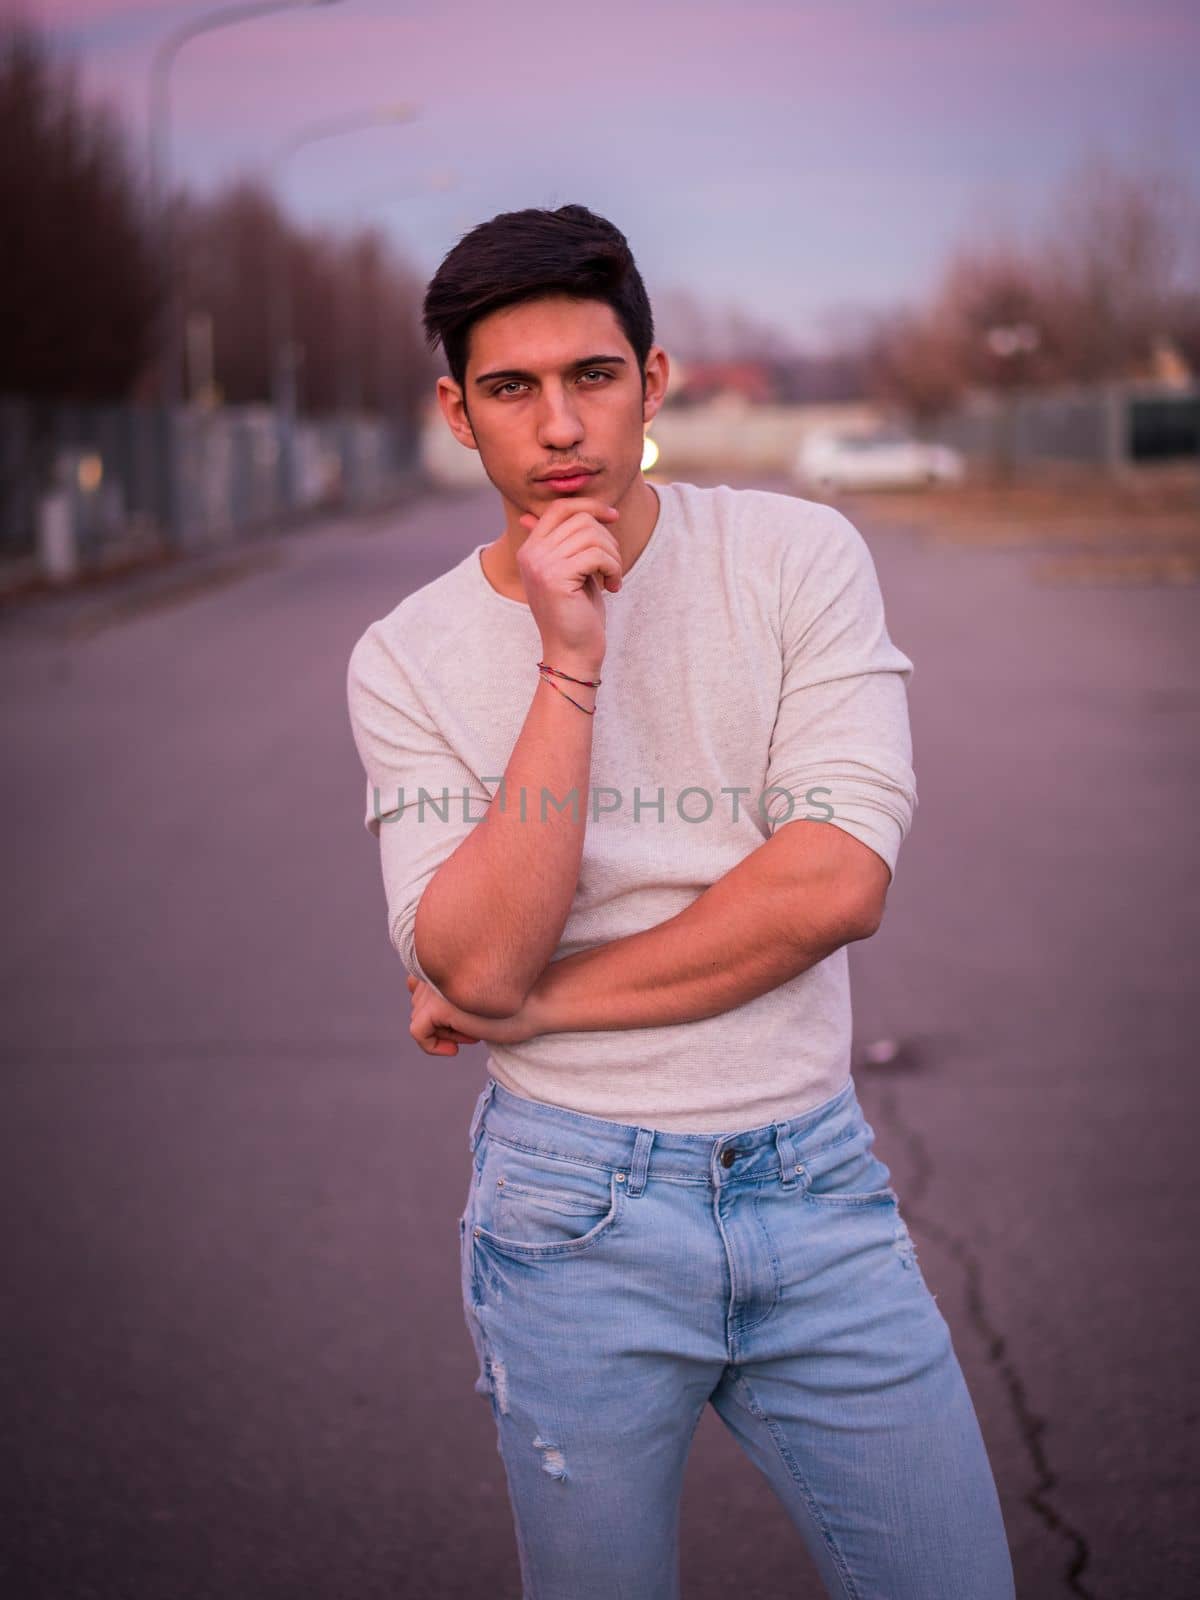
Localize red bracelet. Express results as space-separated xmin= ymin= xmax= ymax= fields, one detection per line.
xmin=537 ymin=660 xmax=602 ymax=687
xmin=537 ymin=659 xmax=601 ymax=716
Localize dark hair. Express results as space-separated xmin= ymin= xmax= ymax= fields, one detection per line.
xmin=422 ymin=203 xmax=654 ymax=395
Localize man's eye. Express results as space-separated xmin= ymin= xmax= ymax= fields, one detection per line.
xmin=491 ymin=371 xmax=610 ymax=397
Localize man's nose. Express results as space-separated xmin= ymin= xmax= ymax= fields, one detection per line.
xmin=536 ymin=385 xmax=585 ymax=449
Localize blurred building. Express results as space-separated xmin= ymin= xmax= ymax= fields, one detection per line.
xmin=669 ymin=360 xmax=778 ymax=406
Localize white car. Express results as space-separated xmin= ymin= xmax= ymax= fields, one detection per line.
xmin=793 ymin=427 xmax=965 ymax=491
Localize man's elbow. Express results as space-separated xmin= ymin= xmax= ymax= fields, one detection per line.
xmin=810 ymin=859 xmax=891 ymax=946
xmin=836 ymin=875 xmax=889 ymax=943
xmin=841 ymin=897 xmax=885 ymax=943
xmin=406 ymin=922 xmax=527 ymax=1019
xmin=437 ymin=969 xmax=528 ymax=1019
xmin=414 ymin=934 xmax=526 ymax=1017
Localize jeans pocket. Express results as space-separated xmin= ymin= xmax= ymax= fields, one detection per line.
xmin=799 ymin=1120 xmax=897 ymax=1207
xmin=471 ymin=1137 xmax=627 ymax=1257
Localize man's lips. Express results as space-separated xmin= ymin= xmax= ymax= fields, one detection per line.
xmin=536 ymin=469 xmax=598 ymax=489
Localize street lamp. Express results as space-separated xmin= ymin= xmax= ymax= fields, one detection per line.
xmin=147 ymin=0 xmax=345 ymax=548
xmin=332 ymin=168 xmax=465 ymax=501
xmin=983 ymin=322 xmax=1041 ymax=482
xmin=268 ymin=102 xmax=421 ymax=510
xmin=351 ymin=166 xmax=463 ymax=212
xmin=984 ymin=323 xmax=1041 ymax=362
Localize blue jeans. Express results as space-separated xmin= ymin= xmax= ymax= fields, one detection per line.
xmin=458 ymin=1075 xmax=1015 ymax=1600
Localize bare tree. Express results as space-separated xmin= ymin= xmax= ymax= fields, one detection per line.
xmin=931 ymin=233 xmax=1059 ymax=394
xmin=339 ymin=226 xmax=432 ymax=425
xmin=0 ymin=18 xmax=162 ymax=401
xmin=1036 ymin=147 xmax=1200 ymax=382
xmin=174 ymin=179 xmax=284 ymax=406
xmin=858 ymin=142 xmax=1200 ymax=435
xmin=653 ymin=284 xmax=803 ymax=365
xmin=861 ymin=306 xmax=965 ymax=431
xmin=175 ymin=176 xmax=435 ymax=426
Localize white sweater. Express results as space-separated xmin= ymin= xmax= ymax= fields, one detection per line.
xmin=346 ymin=478 xmax=917 ymax=1132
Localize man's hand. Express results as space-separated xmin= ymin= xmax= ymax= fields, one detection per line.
xmin=516 ymin=494 xmax=622 ymax=673
xmin=406 ymin=974 xmax=541 ymax=1056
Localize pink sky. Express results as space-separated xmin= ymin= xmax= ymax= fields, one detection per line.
xmin=26 ymin=0 xmax=1200 ymax=349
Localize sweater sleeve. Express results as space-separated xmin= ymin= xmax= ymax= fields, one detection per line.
xmin=346 ymin=621 xmax=493 ymax=986
xmin=761 ymin=506 xmax=918 ymax=884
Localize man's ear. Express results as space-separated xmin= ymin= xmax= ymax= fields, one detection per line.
xmin=436 ymin=376 xmax=479 ymax=452
xmin=641 ymin=345 xmax=670 ymax=427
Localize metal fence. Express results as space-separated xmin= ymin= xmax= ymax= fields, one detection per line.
xmin=0 ymin=397 xmax=423 ymax=571
xmin=923 ymin=381 xmax=1200 ymax=472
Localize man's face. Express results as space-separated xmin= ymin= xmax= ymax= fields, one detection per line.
xmin=437 ymin=292 xmax=666 ymax=515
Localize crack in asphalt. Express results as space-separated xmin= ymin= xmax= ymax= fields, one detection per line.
xmin=861 ymin=1063 xmax=1102 ymax=1600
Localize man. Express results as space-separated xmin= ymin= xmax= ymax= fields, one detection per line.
xmin=346 ymin=203 xmax=1014 ymax=1599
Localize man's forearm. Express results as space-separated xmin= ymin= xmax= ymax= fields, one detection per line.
xmin=523 ymin=823 xmax=882 ymax=1034
xmin=414 ymin=662 xmax=600 ymax=1015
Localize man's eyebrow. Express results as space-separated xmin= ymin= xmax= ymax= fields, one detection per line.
xmin=473 ymin=354 xmax=628 ymax=387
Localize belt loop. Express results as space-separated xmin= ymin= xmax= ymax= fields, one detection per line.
xmin=468 ymin=1079 xmax=496 ymax=1153
xmin=626 ymin=1127 xmax=655 ymax=1197
xmin=775 ymin=1122 xmax=800 ymax=1188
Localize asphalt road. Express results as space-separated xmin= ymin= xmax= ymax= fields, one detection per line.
xmin=2 ymin=479 xmax=1197 ymax=1599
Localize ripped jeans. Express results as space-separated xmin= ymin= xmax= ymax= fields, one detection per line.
xmin=458 ymin=1075 xmax=1015 ymax=1600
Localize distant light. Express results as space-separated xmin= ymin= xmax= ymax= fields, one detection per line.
xmin=77 ymin=454 xmax=103 ymax=493
xmin=985 ymin=323 xmax=1040 ymax=358
xmin=641 ymin=434 xmax=659 ymax=472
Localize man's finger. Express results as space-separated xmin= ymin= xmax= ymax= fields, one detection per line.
xmin=410 ymin=1014 xmax=458 ymax=1055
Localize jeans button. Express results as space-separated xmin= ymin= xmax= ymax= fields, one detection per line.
xmin=720 ymin=1148 xmax=738 ymax=1168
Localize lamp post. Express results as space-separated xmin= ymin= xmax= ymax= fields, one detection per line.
xmin=983 ymin=322 xmax=1041 ymax=482
xmin=346 ymin=168 xmax=463 ymax=399
xmin=268 ymin=103 xmax=421 ymax=512
xmin=336 ymin=168 xmax=463 ymax=501
xmin=147 ymin=0 xmax=344 ymax=548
